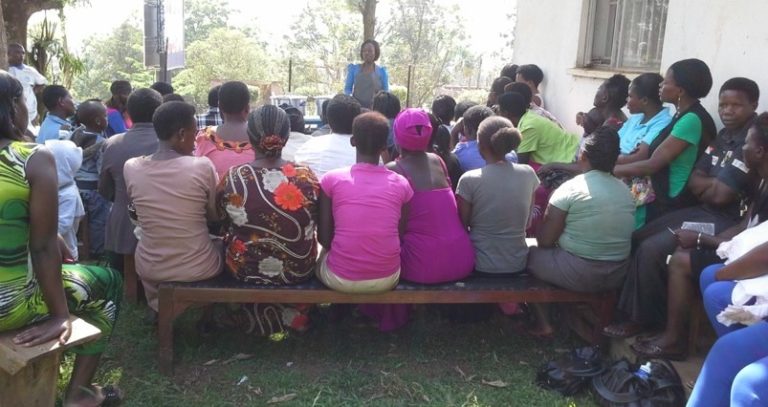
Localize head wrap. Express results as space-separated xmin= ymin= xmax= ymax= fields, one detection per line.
xmin=393 ymin=108 xmax=433 ymax=151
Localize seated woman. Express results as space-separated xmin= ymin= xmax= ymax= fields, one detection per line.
xmin=194 ymin=81 xmax=253 ymax=179
xmin=456 ymin=117 xmax=539 ymax=274
xmin=216 ymin=105 xmax=319 ymax=335
xmin=428 ymin=112 xmax=463 ymax=190
xmin=316 ymin=112 xmax=412 ymax=293
xmin=687 ymin=243 xmax=768 ymax=407
xmin=613 ymin=58 xmax=717 ymax=226
xmin=528 ymin=126 xmax=635 ymax=336
xmin=0 ymin=72 xmax=122 ymax=405
xmin=359 ymin=109 xmax=474 ymax=330
xmin=124 ymin=101 xmax=222 ymax=311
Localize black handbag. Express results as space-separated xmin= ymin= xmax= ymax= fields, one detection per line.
xmin=536 ymin=346 xmax=605 ymax=396
xmin=591 ymin=358 xmax=686 ymax=407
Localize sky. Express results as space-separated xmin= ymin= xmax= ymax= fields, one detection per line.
xmin=35 ymin=0 xmax=516 ymax=69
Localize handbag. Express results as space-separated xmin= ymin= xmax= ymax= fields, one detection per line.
xmin=591 ymin=358 xmax=685 ymax=407
xmin=629 ymin=176 xmax=656 ymax=207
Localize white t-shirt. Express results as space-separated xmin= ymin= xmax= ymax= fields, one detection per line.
xmin=294 ymin=132 xmax=356 ymax=178
xmin=282 ymin=131 xmax=314 ymax=163
xmin=9 ymin=64 xmax=47 ymax=125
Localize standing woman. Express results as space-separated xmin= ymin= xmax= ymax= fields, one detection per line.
xmin=0 ymin=72 xmax=123 ymax=404
xmin=344 ymin=39 xmax=389 ymax=109
xmin=105 ymin=80 xmax=132 ymax=137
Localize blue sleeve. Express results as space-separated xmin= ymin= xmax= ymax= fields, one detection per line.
xmin=344 ymin=64 xmax=356 ymax=95
xmin=379 ymin=65 xmax=389 ymax=91
xmin=107 ymin=111 xmax=126 ymax=135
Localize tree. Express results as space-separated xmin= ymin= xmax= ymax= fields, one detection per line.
xmin=1 ymin=0 xmax=85 ymax=46
xmin=0 ymin=0 xmax=7 ymax=69
xmin=383 ymin=0 xmax=475 ymax=107
xmin=71 ymin=21 xmax=154 ymax=100
xmin=173 ymin=27 xmax=275 ymax=106
xmin=184 ymin=0 xmax=231 ymax=44
xmin=348 ymin=0 xmax=376 ymax=41
xmin=285 ymin=0 xmax=362 ymax=96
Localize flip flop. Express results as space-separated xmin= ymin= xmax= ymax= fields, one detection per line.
xmin=630 ymin=341 xmax=687 ymax=362
xmin=100 ymin=384 xmax=122 ymax=406
xmin=602 ymin=321 xmax=645 ymax=338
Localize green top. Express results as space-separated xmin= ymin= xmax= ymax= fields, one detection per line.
xmin=517 ymin=111 xmax=580 ymax=165
xmin=0 ymin=142 xmax=39 ymax=282
xmin=667 ymin=113 xmax=703 ymax=197
xmin=550 ymin=170 xmax=635 ymax=261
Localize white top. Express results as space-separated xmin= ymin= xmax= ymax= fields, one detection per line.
xmin=45 ymin=140 xmax=85 ymax=260
xmin=293 ymin=132 xmax=356 ymax=178
xmin=9 ymin=64 xmax=47 ymax=125
xmin=282 ymin=131 xmax=314 ymax=163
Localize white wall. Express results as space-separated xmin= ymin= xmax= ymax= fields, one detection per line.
xmin=513 ymin=0 xmax=768 ymax=133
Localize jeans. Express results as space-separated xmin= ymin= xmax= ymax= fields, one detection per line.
xmin=687 ymin=322 xmax=768 ymax=407
xmin=699 ymin=263 xmax=740 ymax=337
xmin=80 ymin=189 xmax=111 ymax=257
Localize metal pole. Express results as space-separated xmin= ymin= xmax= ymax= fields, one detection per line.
xmin=288 ymin=59 xmax=293 ymax=93
xmin=405 ymin=64 xmax=413 ymax=108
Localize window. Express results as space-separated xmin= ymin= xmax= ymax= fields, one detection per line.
xmin=583 ymin=0 xmax=669 ymax=71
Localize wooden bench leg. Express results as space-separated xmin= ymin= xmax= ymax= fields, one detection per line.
xmin=123 ymin=254 xmax=138 ymax=304
xmin=591 ymin=294 xmax=616 ymax=345
xmin=157 ymin=286 xmax=193 ymax=376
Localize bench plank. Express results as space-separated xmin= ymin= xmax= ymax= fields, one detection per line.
xmin=157 ymin=273 xmax=615 ymax=375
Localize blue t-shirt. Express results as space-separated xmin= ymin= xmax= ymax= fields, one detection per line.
xmin=36 ymin=114 xmax=71 ymax=144
xmin=453 ymin=140 xmax=516 ymax=172
xmin=618 ymin=107 xmax=673 ymax=154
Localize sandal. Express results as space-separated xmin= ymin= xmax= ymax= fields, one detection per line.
xmin=602 ymin=321 xmax=645 ymax=338
xmin=630 ymin=340 xmax=687 ymax=361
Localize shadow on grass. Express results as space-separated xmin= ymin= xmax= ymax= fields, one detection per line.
xmin=58 ymin=303 xmax=599 ymax=406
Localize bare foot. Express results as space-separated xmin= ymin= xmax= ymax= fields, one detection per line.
xmin=65 ymin=384 xmax=121 ymax=407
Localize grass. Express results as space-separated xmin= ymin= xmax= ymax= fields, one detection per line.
xmin=58 ymin=303 xmax=600 ymax=406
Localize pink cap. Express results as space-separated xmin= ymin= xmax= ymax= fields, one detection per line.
xmin=393 ymin=108 xmax=433 ymax=151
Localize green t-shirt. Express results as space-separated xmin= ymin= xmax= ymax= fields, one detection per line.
xmin=550 ymin=170 xmax=636 ymax=261
xmin=667 ymin=112 xmax=702 ymax=197
xmin=517 ymin=111 xmax=580 ymax=164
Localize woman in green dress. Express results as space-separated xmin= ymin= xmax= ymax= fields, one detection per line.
xmin=0 ymin=72 xmax=122 ymax=405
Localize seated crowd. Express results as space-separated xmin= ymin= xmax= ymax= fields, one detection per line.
xmin=2 ymin=54 xmax=767 ymax=407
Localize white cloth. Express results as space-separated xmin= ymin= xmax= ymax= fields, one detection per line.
xmin=293 ymin=132 xmax=356 ymax=178
xmin=282 ymin=131 xmax=314 ymax=163
xmin=8 ymin=64 xmax=47 ymax=125
xmin=45 ymin=140 xmax=85 ymax=260
xmin=716 ymin=219 xmax=768 ymax=264
xmin=716 ymin=274 xmax=768 ymax=327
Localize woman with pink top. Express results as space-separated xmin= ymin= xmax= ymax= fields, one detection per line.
xmin=317 ymin=112 xmax=413 ymax=293
xmin=194 ymin=81 xmax=253 ymax=178
xmin=359 ymin=108 xmax=475 ymax=330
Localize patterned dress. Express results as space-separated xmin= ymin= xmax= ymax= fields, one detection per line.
xmin=218 ymin=162 xmax=319 ymax=284
xmin=0 ymin=142 xmax=121 ymax=354
xmin=216 ymin=162 xmax=319 ymax=337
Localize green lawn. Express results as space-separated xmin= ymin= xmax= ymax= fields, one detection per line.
xmin=60 ymin=304 xmax=599 ymax=406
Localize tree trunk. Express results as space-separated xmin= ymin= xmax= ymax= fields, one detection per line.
xmin=360 ymin=0 xmax=376 ymax=41
xmin=2 ymin=0 xmax=62 ymax=47
xmin=0 ymin=0 xmax=7 ymax=69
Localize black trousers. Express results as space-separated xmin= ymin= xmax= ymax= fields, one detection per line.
xmin=617 ymin=205 xmax=738 ymax=325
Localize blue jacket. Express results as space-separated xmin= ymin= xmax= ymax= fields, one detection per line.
xmin=344 ymin=63 xmax=389 ymax=95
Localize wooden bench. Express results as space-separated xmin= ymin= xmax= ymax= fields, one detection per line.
xmin=0 ymin=316 xmax=101 ymax=406
xmin=157 ymin=273 xmax=616 ymax=375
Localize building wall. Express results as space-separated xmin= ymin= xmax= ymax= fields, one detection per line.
xmin=513 ymin=0 xmax=768 ymax=135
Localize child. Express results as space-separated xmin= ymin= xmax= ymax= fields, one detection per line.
xmin=44 ymin=140 xmax=85 ymax=261
xmin=576 ymin=74 xmax=630 ymax=137
xmin=316 ymin=112 xmax=413 ymax=293
xmin=456 ymin=117 xmax=540 ymax=274
xmin=452 ymin=105 xmax=495 ymax=172
xmin=72 ymin=99 xmax=111 ymax=259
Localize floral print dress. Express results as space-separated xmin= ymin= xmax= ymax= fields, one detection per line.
xmin=218 ymin=162 xmax=319 ymax=285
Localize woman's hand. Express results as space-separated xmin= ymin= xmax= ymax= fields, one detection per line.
xmin=673 ymin=229 xmax=699 ymax=249
xmin=13 ymin=316 xmax=72 ymax=347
